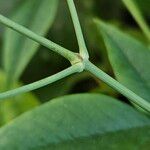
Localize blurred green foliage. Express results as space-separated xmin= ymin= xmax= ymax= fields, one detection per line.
xmin=0 ymin=70 xmax=40 ymax=126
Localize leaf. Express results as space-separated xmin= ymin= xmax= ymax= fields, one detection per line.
xmin=0 ymin=94 xmax=149 ymax=149
xmin=2 ymin=0 xmax=59 ymax=84
xmin=122 ymin=0 xmax=150 ymax=42
xmin=0 ymin=70 xmax=40 ymax=126
xmin=94 ymin=19 xmax=150 ymax=103
xmin=50 ymin=126 xmax=150 ymax=150
xmin=136 ymin=0 xmax=150 ymax=17
xmin=0 ymin=0 xmax=20 ymax=15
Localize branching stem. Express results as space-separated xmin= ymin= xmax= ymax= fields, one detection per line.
xmin=0 ymin=1 xmax=150 ymax=114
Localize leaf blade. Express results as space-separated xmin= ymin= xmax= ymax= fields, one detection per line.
xmin=94 ymin=19 xmax=150 ymax=103
xmin=3 ymin=0 xmax=59 ymax=84
xmin=0 ymin=94 xmax=149 ymax=149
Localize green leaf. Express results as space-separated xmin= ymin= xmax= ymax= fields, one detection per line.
xmin=94 ymin=19 xmax=150 ymax=104
xmin=2 ymin=0 xmax=59 ymax=84
xmin=122 ymin=0 xmax=150 ymax=42
xmin=0 ymin=70 xmax=40 ymax=126
xmin=0 ymin=94 xmax=149 ymax=149
xmin=50 ymin=126 xmax=150 ymax=150
xmin=136 ymin=0 xmax=150 ymax=17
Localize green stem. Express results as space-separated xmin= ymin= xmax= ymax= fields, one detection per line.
xmin=67 ymin=0 xmax=89 ymax=59
xmin=85 ymin=61 xmax=150 ymax=113
xmin=122 ymin=0 xmax=150 ymax=42
xmin=0 ymin=63 xmax=83 ymax=100
xmin=0 ymin=14 xmax=77 ymax=63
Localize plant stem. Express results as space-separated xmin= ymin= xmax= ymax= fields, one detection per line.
xmin=67 ymin=0 xmax=89 ymax=59
xmin=85 ymin=61 xmax=150 ymax=113
xmin=0 ymin=63 xmax=83 ymax=100
xmin=0 ymin=14 xmax=77 ymax=63
xmin=122 ymin=0 xmax=150 ymax=42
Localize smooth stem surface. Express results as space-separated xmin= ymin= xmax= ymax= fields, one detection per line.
xmin=85 ymin=61 xmax=150 ymax=113
xmin=122 ymin=0 xmax=150 ymax=42
xmin=0 ymin=14 xmax=77 ymax=63
xmin=0 ymin=63 xmax=82 ymax=100
xmin=0 ymin=3 xmax=149 ymax=113
xmin=67 ymin=0 xmax=89 ymax=59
